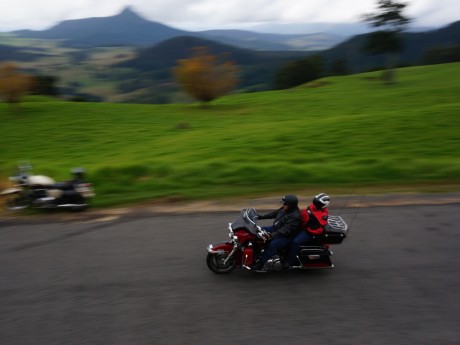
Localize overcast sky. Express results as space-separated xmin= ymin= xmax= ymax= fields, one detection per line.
xmin=1 ymin=0 xmax=459 ymax=32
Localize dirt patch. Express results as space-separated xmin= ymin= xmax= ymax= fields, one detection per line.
xmin=0 ymin=176 xmax=12 ymax=210
xmin=303 ymin=81 xmax=331 ymax=88
xmin=362 ymin=76 xmax=382 ymax=81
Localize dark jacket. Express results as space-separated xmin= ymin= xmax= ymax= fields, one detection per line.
xmin=259 ymin=207 xmax=301 ymax=239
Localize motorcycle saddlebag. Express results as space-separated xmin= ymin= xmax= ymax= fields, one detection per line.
xmin=322 ymin=216 xmax=349 ymax=244
xmin=299 ymin=246 xmax=333 ymax=268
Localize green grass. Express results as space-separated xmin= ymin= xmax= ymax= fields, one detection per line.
xmin=1 ymin=63 xmax=459 ymax=207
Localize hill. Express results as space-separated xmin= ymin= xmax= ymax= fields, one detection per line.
xmin=116 ymin=36 xmax=308 ymax=89
xmin=1 ymin=63 xmax=459 ymax=206
xmin=320 ymin=21 xmax=460 ymax=72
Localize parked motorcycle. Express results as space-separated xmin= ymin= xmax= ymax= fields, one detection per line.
xmin=206 ymin=208 xmax=348 ymax=274
xmin=1 ymin=164 xmax=95 ymax=211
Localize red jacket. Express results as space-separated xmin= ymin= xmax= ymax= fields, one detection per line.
xmin=300 ymin=203 xmax=329 ymax=235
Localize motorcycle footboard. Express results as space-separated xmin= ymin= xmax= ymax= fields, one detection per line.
xmin=298 ymin=246 xmax=333 ymax=269
xmin=0 ymin=188 xmax=22 ymax=196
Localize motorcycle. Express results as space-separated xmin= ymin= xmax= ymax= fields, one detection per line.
xmin=1 ymin=164 xmax=95 ymax=211
xmin=206 ymin=208 xmax=348 ymax=274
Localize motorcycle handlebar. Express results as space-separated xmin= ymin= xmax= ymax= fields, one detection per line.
xmin=256 ymin=227 xmax=270 ymax=241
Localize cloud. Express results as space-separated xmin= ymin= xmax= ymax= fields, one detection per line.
xmin=0 ymin=0 xmax=458 ymax=32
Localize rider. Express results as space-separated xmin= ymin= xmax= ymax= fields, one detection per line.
xmin=250 ymin=194 xmax=301 ymax=272
xmin=285 ymin=193 xmax=330 ymax=267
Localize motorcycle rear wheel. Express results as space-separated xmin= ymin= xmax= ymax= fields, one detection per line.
xmin=206 ymin=253 xmax=236 ymax=274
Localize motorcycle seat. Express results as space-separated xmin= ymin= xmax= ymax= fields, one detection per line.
xmin=50 ymin=182 xmax=75 ymax=190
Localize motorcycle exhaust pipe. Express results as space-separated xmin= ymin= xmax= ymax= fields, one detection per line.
xmin=57 ymin=204 xmax=88 ymax=208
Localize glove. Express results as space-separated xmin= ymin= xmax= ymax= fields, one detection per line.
xmin=258 ymin=229 xmax=271 ymax=241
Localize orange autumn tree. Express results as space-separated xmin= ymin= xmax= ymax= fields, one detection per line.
xmin=0 ymin=62 xmax=34 ymax=106
xmin=174 ymin=47 xmax=239 ymax=104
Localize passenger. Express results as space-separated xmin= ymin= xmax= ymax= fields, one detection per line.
xmin=285 ymin=193 xmax=330 ymax=267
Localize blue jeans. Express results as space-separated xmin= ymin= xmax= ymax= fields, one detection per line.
xmin=258 ymin=226 xmax=290 ymax=265
xmin=286 ymin=231 xmax=312 ymax=266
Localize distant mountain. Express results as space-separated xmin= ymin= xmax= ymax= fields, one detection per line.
xmin=246 ymin=22 xmax=438 ymax=36
xmin=10 ymin=7 xmax=343 ymax=51
xmin=12 ymin=7 xmax=188 ymax=48
xmin=197 ymin=30 xmax=343 ymax=51
xmin=247 ymin=22 xmax=371 ymax=36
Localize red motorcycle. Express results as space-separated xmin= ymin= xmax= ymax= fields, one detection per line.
xmin=206 ymin=208 xmax=348 ymax=274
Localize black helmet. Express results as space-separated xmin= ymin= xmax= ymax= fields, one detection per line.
xmin=313 ymin=193 xmax=330 ymax=209
xmin=71 ymin=167 xmax=85 ymax=178
xmin=281 ymin=194 xmax=298 ymax=208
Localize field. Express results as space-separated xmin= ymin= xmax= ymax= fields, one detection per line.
xmin=1 ymin=63 xmax=459 ymax=207
xmin=0 ymin=34 xmax=137 ymax=101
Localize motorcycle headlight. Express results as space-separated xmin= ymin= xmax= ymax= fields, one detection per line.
xmin=229 ymin=231 xmax=238 ymax=242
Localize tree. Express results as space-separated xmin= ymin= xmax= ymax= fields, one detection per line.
xmin=174 ymin=47 xmax=239 ymax=104
xmin=330 ymin=58 xmax=349 ymax=76
xmin=422 ymin=45 xmax=460 ymax=65
xmin=0 ymin=63 xmax=34 ymax=108
xmin=273 ymin=55 xmax=324 ymax=89
xmin=362 ymin=0 xmax=411 ymax=83
xmin=32 ymin=75 xmax=58 ymax=96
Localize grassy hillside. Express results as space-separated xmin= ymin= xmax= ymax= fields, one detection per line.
xmin=1 ymin=63 xmax=459 ymax=207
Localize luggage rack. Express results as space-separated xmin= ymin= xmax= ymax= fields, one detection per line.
xmin=327 ymin=216 xmax=348 ymax=232
xmin=322 ymin=216 xmax=349 ymax=244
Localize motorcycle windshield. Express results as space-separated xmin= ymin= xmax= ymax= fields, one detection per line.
xmin=230 ymin=208 xmax=258 ymax=234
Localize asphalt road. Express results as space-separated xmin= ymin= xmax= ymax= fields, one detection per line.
xmin=1 ymin=204 xmax=459 ymax=345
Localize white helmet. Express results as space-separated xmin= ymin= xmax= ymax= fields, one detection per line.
xmin=313 ymin=193 xmax=330 ymax=209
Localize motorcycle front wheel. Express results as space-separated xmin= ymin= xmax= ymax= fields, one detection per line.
xmin=5 ymin=194 xmax=30 ymax=211
xmin=206 ymin=253 xmax=236 ymax=274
